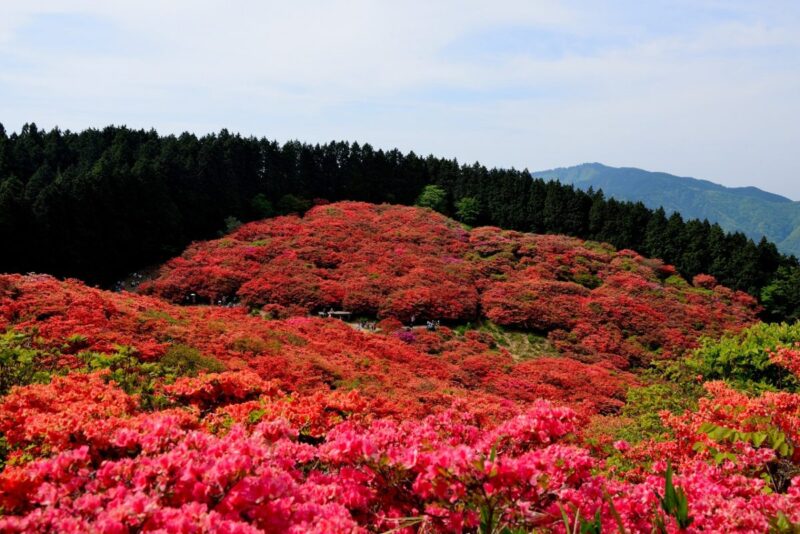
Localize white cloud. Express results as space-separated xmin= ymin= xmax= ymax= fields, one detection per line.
xmin=0 ymin=0 xmax=798 ymax=197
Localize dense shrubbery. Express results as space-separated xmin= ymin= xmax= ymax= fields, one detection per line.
xmin=608 ymin=322 xmax=800 ymax=447
xmin=0 ymin=331 xmax=56 ymax=396
xmin=687 ymin=322 xmax=800 ymax=393
xmin=3 ymin=339 xmax=800 ymax=531
xmin=0 ymin=272 xmax=785 ymax=532
xmin=0 ymin=273 xmax=638 ymax=418
xmin=1 ymin=203 xmax=798 ymax=531
xmin=142 ymin=202 xmax=758 ymax=368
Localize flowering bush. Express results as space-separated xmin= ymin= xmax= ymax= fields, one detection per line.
xmin=692 ymin=274 xmax=718 ymax=289
xmin=140 ymin=202 xmax=757 ymax=369
xmin=0 ymin=202 xmax=786 ymax=532
xmin=3 ymin=367 xmax=800 ymax=532
xmin=0 ymin=274 xmax=638 ymax=418
xmin=771 ymin=344 xmax=800 ymax=379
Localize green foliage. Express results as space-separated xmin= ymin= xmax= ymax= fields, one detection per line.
xmin=686 ymin=322 xmax=800 ymax=393
xmin=656 ymin=461 xmax=693 ymax=531
xmin=696 ymin=422 xmax=793 ymax=459
xmin=0 ymin=331 xmax=57 ymax=395
xmin=618 ymin=382 xmax=699 ymax=443
xmin=250 ymin=193 xmax=275 ymax=218
xmin=65 ymin=333 xmax=89 ymax=349
xmin=140 ymin=309 xmax=185 ymax=325
xmin=762 ymin=266 xmax=800 ymax=323
xmin=559 ymin=506 xmax=602 ymax=534
xmin=476 ymin=321 xmax=509 ymax=348
xmin=558 ymin=495 xmax=626 ymax=534
xmin=479 ymin=502 xmax=497 ymax=533
xmin=80 ymin=348 xmax=170 ymax=409
xmin=160 ymin=343 xmax=226 ymax=375
xmin=0 ymin=329 xmax=223 ymax=411
xmin=664 ymin=275 xmax=689 ymax=288
xmin=415 ymin=184 xmax=447 ymax=213
xmin=571 ymin=272 xmax=602 ymax=289
xmin=770 ymin=511 xmax=800 ymax=533
xmin=223 ymin=216 xmax=242 ymax=234
xmin=277 ymin=194 xmax=312 ymax=215
xmin=80 ymin=343 xmax=225 ymax=409
xmin=455 ymin=196 xmax=480 ymax=225
xmin=247 ymin=408 xmax=266 ymax=425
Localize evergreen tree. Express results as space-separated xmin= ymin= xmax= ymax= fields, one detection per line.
xmin=643 ymin=207 xmax=669 ymax=260
xmin=0 ymin=177 xmax=28 ymax=272
xmin=761 ymin=266 xmax=800 ymax=323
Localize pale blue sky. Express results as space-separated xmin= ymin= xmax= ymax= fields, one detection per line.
xmin=1 ymin=1 xmax=799 ymax=198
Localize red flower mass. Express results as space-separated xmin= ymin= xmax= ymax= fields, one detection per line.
xmin=2 ymin=201 xmax=793 ymax=533
xmin=142 ymin=202 xmax=757 ymax=366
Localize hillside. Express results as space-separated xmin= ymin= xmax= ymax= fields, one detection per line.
xmin=7 ymin=202 xmax=800 ymax=531
xmin=0 ymin=273 xmax=638 ymax=418
xmin=535 ymin=163 xmax=800 ymax=256
xmin=141 ymin=202 xmax=757 ymax=367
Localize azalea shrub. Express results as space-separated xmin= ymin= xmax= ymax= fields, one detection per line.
xmin=0 ymin=274 xmax=635 ymax=418
xmin=141 ymin=202 xmax=758 ymax=369
xmin=0 ymin=276 xmax=795 ymax=533
xmin=0 ymin=202 xmax=791 ymax=533
xmin=3 ymin=365 xmax=800 ymax=532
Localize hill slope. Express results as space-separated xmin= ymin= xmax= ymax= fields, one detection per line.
xmin=141 ymin=201 xmax=757 ymax=368
xmin=535 ymin=163 xmax=800 ymax=256
xmin=0 ymin=273 xmax=637 ymax=417
xmin=3 ymin=202 xmax=799 ymax=532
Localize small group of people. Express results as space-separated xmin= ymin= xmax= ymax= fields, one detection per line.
xmin=358 ymin=320 xmax=378 ymax=331
xmin=407 ymin=315 xmax=440 ymax=331
xmin=113 ymin=272 xmax=146 ymax=292
xmin=178 ymin=292 xmax=238 ymax=307
xmin=214 ymin=295 xmax=237 ymax=307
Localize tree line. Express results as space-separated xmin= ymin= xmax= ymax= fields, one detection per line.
xmin=0 ymin=123 xmax=798 ymax=321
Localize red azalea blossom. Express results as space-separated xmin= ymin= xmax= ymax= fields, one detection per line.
xmin=1 ymin=202 xmax=788 ymax=533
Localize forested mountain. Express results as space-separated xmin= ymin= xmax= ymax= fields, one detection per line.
xmin=1 ymin=123 xmax=799 ymax=322
xmin=536 ymin=163 xmax=800 ymax=256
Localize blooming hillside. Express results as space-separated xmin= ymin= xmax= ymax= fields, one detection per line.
xmin=2 ymin=311 xmax=800 ymax=531
xmin=2 ymin=202 xmax=794 ymax=533
xmin=0 ymin=274 xmax=633 ymax=418
xmin=142 ymin=201 xmax=757 ymax=367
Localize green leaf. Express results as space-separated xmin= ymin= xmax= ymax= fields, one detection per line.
xmin=751 ymin=431 xmax=768 ymax=447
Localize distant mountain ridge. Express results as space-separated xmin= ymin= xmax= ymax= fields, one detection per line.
xmin=534 ymin=163 xmax=800 ymax=257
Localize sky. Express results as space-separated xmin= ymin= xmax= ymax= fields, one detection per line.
xmin=1 ymin=1 xmax=799 ymax=198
